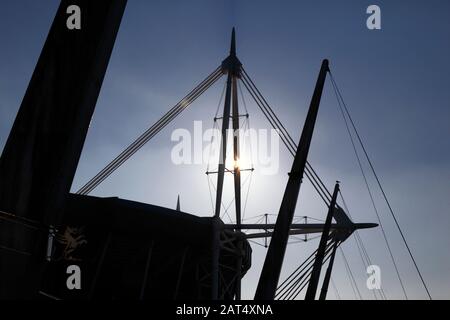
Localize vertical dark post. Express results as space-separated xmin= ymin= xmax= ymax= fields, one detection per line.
xmin=214 ymin=71 xmax=232 ymax=218
xmin=305 ymin=216 xmax=308 ymax=242
xmin=232 ymin=77 xmax=242 ymax=228
xmin=0 ymin=0 xmax=127 ymax=299
xmin=319 ymin=240 xmax=339 ymax=300
xmin=305 ymin=182 xmax=340 ymax=300
xmin=213 ymin=28 xmax=242 ymax=299
xmin=211 ymin=218 xmax=221 ymax=299
xmin=140 ymin=240 xmax=154 ymax=300
xmin=176 ymin=195 xmax=181 ymax=211
xmin=264 ymin=214 xmax=268 ymax=248
xmin=214 ymin=28 xmax=236 ymax=219
xmin=174 ymin=247 xmax=189 ymax=299
xmin=211 ymin=69 xmax=231 ymax=299
xmin=255 ymin=59 xmax=329 ymax=300
xmin=89 ymin=232 xmax=112 ymax=299
xmin=235 ymin=235 xmax=243 ymax=300
xmin=0 ymin=0 xmax=127 ymax=225
xmin=230 ymin=29 xmax=243 ymax=299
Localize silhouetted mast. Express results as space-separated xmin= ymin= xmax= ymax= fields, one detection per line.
xmin=255 ymin=59 xmax=329 ymax=300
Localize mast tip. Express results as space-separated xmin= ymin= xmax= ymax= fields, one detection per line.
xmin=230 ymin=27 xmax=236 ymax=56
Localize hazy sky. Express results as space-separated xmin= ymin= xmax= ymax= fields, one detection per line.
xmin=1 ymin=0 xmax=449 ymax=299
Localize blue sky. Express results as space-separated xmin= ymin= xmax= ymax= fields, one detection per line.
xmin=1 ymin=0 xmax=449 ymax=299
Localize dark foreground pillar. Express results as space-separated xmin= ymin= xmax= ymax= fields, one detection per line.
xmin=0 ymin=0 xmax=127 ymax=298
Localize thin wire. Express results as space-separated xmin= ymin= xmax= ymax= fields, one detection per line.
xmin=330 ymin=72 xmax=432 ymax=300
xmin=248 ymin=239 xmax=267 ymax=248
xmin=331 ymin=277 xmax=341 ymax=300
xmin=277 ymin=238 xmax=335 ymax=300
xmin=331 ymin=75 xmax=406 ymax=299
xmin=340 ymin=246 xmax=363 ymax=300
xmin=77 ymin=67 xmax=223 ymax=194
xmin=241 ymin=74 xmax=332 ymax=205
xmin=289 ymin=242 xmax=338 ymax=300
xmin=242 ymin=173 xmax=253 ymax=221
xmin=206 ymin=176 xmax=215 ymax=214
xmin=340 ymin=191 xmax=388 ymax=300
xmin=240 ymin=71 xmax=332 ymax=206
xmin=215 ymin=80 xmax=227 ymax=118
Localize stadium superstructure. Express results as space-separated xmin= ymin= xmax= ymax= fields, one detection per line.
xmin=0 ymin=1 xmax=379 ymax=300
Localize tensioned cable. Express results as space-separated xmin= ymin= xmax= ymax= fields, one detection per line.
xmin=236 ymin=83 xmax=254 ymax=221
xmin=239 ymin=73 xmax=331 ymax=206
xmin=340 ymin=246 xmax=363 ymax=300
xmin=243 ymin=69 xmax=331 ymax=205
xmin=276 ymin=247 xmax=321 ymax=297
xmin=340 ymin=191 xmax=387 ymax=300
xmin=206 ymin=81 xmax=227 ymax=215
xmin=240 ymin=68 xmax=384 ymax=300
xmin=240 ymin=72 xmax=332 ymax=205
xmin=79 ymin=68 xmax=222 ymax=194
xmin=330 ymin=73 xmax=405 ymax=299
xmin=241 ymin=68 xmax=333 ymax=202
xmin=78 ymin=68 xmax=222 ymax=194
xmin=329 ymin=71 xmax=432 ymax=300
xmin=288 ymin=241 xmax=341 ymax=300
xmin=82 ymin=68 xmax=222 ymax=193
xmin=288 ymin=235 xmax=322 ymax=244
xmin=77 ymin=66 xmax=223 ymax=195
xmin=331 ymin=278 xmax=341 ymax=300
xmin=276 ymin=238 xmax=336 ymax=300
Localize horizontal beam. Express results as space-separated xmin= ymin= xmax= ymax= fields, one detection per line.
xmin=233 ymin=223 xmax=378 ymax=240
xmin=223 ymin=223 xmax=377 ymax=230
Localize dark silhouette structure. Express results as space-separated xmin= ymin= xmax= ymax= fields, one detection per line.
xmin=0 ymin=1 xmax=377 ymax=300
xmin=0 ymin=0 xmax=127 ymax=299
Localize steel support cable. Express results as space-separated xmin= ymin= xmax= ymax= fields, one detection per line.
xmin=277 ymin=239 xmax=336 ymax=300
xmin=330 ymin=73 xmax=407 ymax=300
xmin=339 ymin=192 xmax=387 ymax=300
xmin=288 ymin=241 xmax=341 ymax=300
xmin=87 ymin=67 xmax=222 ymax=193
xmin=77 ymin=67 xmax=223 ymax=194
xmin=340 ymin=246 xmax=363 ymax=300
xmin=237 ymin=88 xmax=254 ymax=221
xmin=339 ymin=194 xmax=386 ymax=301
xmin=241 ymin=70 xmax=297 ymax=151
xmin=331 ymin=278 xmax=341 ymax=300
xmin=289 ymin=236 xmax=322 ymax=244
xmin=239 ymin=75 xmax=331 ymax=205
xmin=80 ymin=70 xmax=221 ymax=194
xmin=277 ymin=244 xmax=331 ymax=300
xmin=354 ymin=233 xmax=379 ymax=300
xmin=276 ymin=236 xmax=334 ymax=295
xmin=353 ymin=232 xmax=379 ymax=300
xmin=78 ymin=69 xmax=223 ymax=195
xmin=329 ymin=73 xmax=433 ymax=300
xmin=241 ymin=69 xmax=333 ymax=203
xmin=240 ymin=71 xmax=332 ymax=205
xmin=79 ymin=68 xmax=223 ymax=194
xmin=290 ymin=251 xmax=335 ymax=300
xmin=275 ymin=247 xmax=319 ymax=297
xmin=241 ymin=69 xmax=382 ymax=300
xmin=206 ymin=83 xmax=228 ymax=215
xmin=291 ymin=240 xmax=342 ymax=300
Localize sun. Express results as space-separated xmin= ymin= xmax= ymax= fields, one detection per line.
xmin=225 ymin=156 xmax=252 ymax=171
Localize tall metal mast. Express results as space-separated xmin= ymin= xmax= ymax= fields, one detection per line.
xmin=0 ymin=0 xmax=127 ymax=299
xmin=305 ymin=182 xmax=339 ymax=300
xmin=255 ymin=59 xmax=329 ymax=300
xmin=211 ymin=28 xmax=243 ymax=300
xmin=214 ymin=28 xmax=242 ymax=222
